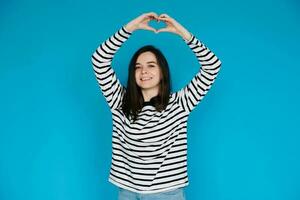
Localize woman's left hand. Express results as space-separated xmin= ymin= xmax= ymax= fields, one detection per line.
xmin=156 ymin=14 xmax=192 ymax=41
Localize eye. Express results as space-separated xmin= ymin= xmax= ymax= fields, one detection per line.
xmin=135 ymin=66 xmax=141 ymax=69
xmin=148 ymin=65 xmax=156 ymax=68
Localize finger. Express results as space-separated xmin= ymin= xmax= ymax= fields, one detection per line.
xmin=141 ymin=13 xmax=155 ymax=21
xmin=156 ymin=27 xmax=170 ymax=33
xmin=158 ymin=17 xmax=172 ymax=23
xmin=143 ymin=25 xmax=157 ymax=32
xmin=150 ymin=15 xmax=159 ymax=21
xmin=158 ymin=15 xmax=172 ymax=22
xmin=159 ymin=13 xmax=171 ymax=19
xmin=147 ymin=12 xmax=158 ymax=16
xmin=146 ymin=12 xmax=159 ymax=20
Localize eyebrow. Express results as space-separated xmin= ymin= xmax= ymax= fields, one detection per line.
xmin=135 ymin=61 xmax=157 ymax=65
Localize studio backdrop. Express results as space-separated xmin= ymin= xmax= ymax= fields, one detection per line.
xmin=0 ymin=0 xmax=299 ymax=200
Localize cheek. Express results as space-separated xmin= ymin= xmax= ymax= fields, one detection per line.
xmin=155 ymin=69 xmax=162 ymax=80
xmin=135 ymin=71 xmax=140 ymax=82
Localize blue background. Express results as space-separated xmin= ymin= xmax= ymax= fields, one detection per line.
xmin=1 ymin=0 xmax=299 ymax=199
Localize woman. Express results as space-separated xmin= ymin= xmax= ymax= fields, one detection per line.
xmin=91 ymin=12 xmax=222 ymax=200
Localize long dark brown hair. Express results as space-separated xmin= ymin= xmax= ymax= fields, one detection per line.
xmin=122 ymin=45 xmax=171 ymax=121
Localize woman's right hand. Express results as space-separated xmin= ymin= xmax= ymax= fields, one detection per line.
xmin=125 ymin=12 xmax=158 ymax=33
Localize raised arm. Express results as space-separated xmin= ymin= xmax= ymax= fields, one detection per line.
xmin=178 ymin=35 xmax=221 ymax=113
xmin=91 ymin=27 xmax=131 ymax=110
xmin=156 ymin=14 xmax=222 ymax=113
xmin=91 ymin=12 xmax=159 ymax=110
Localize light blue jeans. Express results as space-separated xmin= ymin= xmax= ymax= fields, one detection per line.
xmin=118 ymin=187 xmax=186 ymax=200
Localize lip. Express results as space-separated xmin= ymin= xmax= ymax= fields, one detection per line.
xmin=140 ymin=77 xmax=152 ymax=81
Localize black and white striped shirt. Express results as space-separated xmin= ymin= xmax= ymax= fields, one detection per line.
xmin=91 ymin=26 xmax=221 ymax=194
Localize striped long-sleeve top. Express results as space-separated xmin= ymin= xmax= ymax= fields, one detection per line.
xmin=91 ymin=26 xmax=222 ymax=194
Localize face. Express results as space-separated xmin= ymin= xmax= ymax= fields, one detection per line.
xmin=135 ymin=51 xmax=161 ymax=92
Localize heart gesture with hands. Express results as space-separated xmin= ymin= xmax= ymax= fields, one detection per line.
xmin=125 ymin=12 xmax=192 ymax=41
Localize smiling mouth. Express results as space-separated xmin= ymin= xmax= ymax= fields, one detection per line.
xmin=140 ymin=77 xmax=152 ymax=81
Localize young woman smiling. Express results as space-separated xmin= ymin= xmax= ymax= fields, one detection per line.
xmin=91 ymin=12 xmax=222 ymax=200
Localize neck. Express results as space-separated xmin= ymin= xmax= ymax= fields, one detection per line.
xmin=142 ymin=89 xmax=159 ymax=102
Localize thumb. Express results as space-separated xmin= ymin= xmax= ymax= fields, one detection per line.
xmin=156 ymin=27 xmax=169 ymax=33
xmin=143 ymin=25 xmax=157 ymax=32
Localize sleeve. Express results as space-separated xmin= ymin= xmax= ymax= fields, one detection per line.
xmin=175 ymin=34 xmax=222 ymax=114
xmin=91 ymin=26 xmax=132 ymax=110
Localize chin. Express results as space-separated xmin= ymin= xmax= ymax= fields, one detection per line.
xmin=139 ymin=86 xmax=155 ymax=90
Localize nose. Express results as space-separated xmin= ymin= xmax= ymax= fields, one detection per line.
xmin=141 ymin=68 xmax=148 ymax=74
